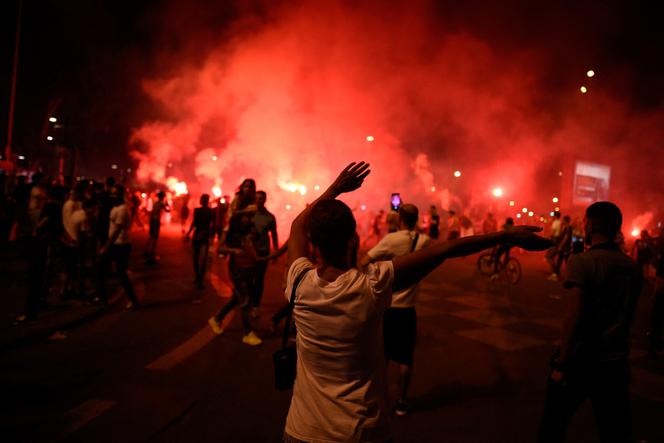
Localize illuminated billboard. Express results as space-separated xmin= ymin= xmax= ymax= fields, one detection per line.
xmin=572 ymin=161 xmax=611 ymax=205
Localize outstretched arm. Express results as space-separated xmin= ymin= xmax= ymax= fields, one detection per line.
xmin=392 ymin=227 xmax=552 ymax=292
xmin=286 ymin=162 xmax=371 ymax=269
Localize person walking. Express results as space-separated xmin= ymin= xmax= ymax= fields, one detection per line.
xmin=95 ymin=185 xmax=140 ymax=309
xmin=208 ymin=208 xmax=264 ymax=346
xmin=185 ymin=194 xmax=215 ymax=290
xmin=144 ymin=190 xmax=170 ymax=263
xmin=250 ymin=190 xmax=278 ymax=316
xmin=360 ymin=203 xmax=430 ymax=416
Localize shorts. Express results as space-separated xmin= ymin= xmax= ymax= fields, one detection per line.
xmin=383 ymin=307 xmax=417 ymax=365
xmin=149 ymin=219 xmax=161 ymax=238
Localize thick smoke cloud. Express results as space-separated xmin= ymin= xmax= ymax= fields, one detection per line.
xmin=130 ymin=0 xmax=664 ymax=237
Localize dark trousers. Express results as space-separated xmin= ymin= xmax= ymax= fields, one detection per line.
xmin=26 ymin=238 xmax=48 ymax=319
xmin=97 ymin=244 xmax=138 ymax=304
xmin=252 ymin=258 xmax=269 ymax=308
xmin=538 ymin=359 xmax=631 ymax=443
xmin=214 ymin=266 xmax=255 ymax=334
xmin=192 ymin=238 xmax=209 ymax=282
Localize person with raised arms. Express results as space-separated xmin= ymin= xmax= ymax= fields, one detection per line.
xmin=282 ymin=161 xmax=551 ymax=443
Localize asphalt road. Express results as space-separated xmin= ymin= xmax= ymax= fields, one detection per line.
xmin=1 ymin=228 xmax=663 ymax=442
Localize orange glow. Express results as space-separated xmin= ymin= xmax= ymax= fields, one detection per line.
xmin=366 ymin=135 xmax=375 ymax=142
xmin=314 ymin=185 xmax=321 ymax=191
xmin=631 ymin=228 xmax=639 ymax=237
xmin=453 ymin=170 xmax=461 ymax=178
xmin=360 ymin=204 xmax=366 ymax=211
xmin=580 ymin=86 xmax=588 ymax=94
xmin=516 ymin=213 xmax=522 ymax=219
xmin=430 ymin=186 xmax=436 ymax=192
xmin=285 ymin=204 xmax=292 ymax=210
xmin=212 ymin=155 xmax=218 ymax=161
xmin=522 ymin=207 xmax=528 ymax=213
xmin=587 ymin=70 xmax=595 ymax=78
xmin=279 ymin=181 xmax=307 ymax=196
xmin=492 ymin=187 xmax=503 ymax=197
xmin=212 ymin=186 xmax=222 ymax=198
xmin=552 ymin=197 xmax=559 ymax=203
xmin=528 ymin=211 xmax=534 ymax=217
xmin=509 ymin=200 xmax=515 ymax=206
xmin=166 ymin=177 xmax=188 ymax=196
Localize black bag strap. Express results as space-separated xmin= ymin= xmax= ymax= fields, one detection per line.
xmin=410 ymin=233 xmax=420 ymax=253
xmin=282 ymin=269 xmax=308 ymax=349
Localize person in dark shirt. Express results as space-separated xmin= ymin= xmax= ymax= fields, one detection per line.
xmin=428 ymin=205 xmax=440 ymax=239
xmin=251 ymin=190 xmax=278 ymax=314
xmin=186 ymin=194 xmax=215 ymax=290
xmin=538 ymin=202 xmax=641 ymax=443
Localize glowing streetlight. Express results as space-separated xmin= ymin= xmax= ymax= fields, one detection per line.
xmin=587 ymin=70 xmax=595 ymax=78
xmin=366 ymin=135 xmax=374 ymax=142
xmin=550 ymin=211 xmax=555 ymax=217
xmin=516 ymin=213 xmax=522 ymax=219
xmin=522 ymin=207 xmax=528 ymax=213
xmin=285 ymin=204 xmax=292 ymax=210
xmin=360 ymin=204 xmax=366 ymax=211
xmin=141 ymin=193 xmax=147 ymax=198
xmin=552 ymin=197 xmax=559 ymax=203
xmin=212 ymin=155 xmax=218 ymax=161
xmin=580 ymin=86 xmax=588 ymax=94
xmin=528 ymin=211 xmax=534 ymax=217
xmin=509 ymin=200 xmax=515 ymax=207
xmin=18 ymin=155 xmax=25 ymax=160
xmin=46 ymin=136 xmax=53 ymax=141
xmin=314 ymin=185 xmax=320 ymax=191
xmin=555 ymin=206 xmax=560 ymax=212
xmin=111 ymin=164 xmax=118 ymax=170
xmin=49 ymin=117 xmax=57 ymax=123
xmin=631 ymin=228 xmax=639 ymax=237
xmin=453 ymin=170 xmax=461 ymax=178
xmin=492 ymin=187 xmax=503 ymax=198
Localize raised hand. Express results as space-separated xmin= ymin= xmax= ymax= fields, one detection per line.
xmin=506 ymin=226 xmax=553 ymax=251
xmin=328 ymin=162 xmax=371 ymax=196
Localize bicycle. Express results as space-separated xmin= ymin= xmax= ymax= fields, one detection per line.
xmin=477 ymin=246 xmax=522 ymax=284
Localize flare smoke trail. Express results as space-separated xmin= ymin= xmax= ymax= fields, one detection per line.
xmin=129 ymin=0 xmax=664 ymax=236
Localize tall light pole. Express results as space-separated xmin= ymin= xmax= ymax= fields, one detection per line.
xmin=5 ymin=0 xmax=22 ymax=167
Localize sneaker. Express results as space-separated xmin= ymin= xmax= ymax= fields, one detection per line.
xmin=208 ymin=317 xmax=224 ymax=335
xmin=547 ymin=273 xmax=559 ymax=282
xmin=242 ymin=331 xmax=263 ymax=346
xmin=394 ymin=400 xmax=409 ymax=416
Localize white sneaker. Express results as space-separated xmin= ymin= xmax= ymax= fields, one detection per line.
xmin=242 ymin=331 xmax=263 ymax=346
xmin=208 ymin=317 xmax=224 ymax=335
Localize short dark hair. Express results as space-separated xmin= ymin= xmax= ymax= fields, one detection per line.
xmin=586 ymin=201 xmax=622 ymax=239
xmin=200 ymin=193 xmax=210 ymax=206
xmin=256 ymin=190 xmax=266 ymax=198
xmin=309 ymin=199 xmax=356 ymax=266
xmin=398 ymin=204 xmax=418 ymax=229
xmin=157 ymin=191 xmax=166 ymax=199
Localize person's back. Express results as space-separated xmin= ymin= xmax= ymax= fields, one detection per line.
xmin=285 ymin=257 xmax=393 ymax=442
xmin=566 ymin=245 xmax=640 ymax=363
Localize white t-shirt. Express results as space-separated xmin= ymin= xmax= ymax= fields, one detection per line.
xmin=109 ymin=204 xmax=131 ymax=245
xmin=550 ymin=219 xmax=562 ymax=238
xmin=367 ymin=230 xmax=430 ymax=308
xmin=284 ymin=257 xmax=394 ymax=443
xmin=62 ymin=199 xmax=83 ymax=241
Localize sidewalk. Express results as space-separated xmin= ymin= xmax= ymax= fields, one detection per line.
xmin=0 ymin=242 xmax=120 ymax=351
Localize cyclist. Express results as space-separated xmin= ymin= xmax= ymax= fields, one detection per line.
xmin=491 ymin=217 xmax=515 ymax=279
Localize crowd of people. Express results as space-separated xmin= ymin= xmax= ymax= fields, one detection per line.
xmin=2 ymin=164 xmax=664 ymax=442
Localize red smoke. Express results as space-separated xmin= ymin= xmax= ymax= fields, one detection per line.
xmin=130 ymin=1 xmax=664 ymax=238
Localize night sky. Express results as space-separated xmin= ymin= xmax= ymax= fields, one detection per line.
xmin=1 ymin=0 xmax=662 ymax=178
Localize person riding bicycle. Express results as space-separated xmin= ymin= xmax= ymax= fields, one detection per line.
xmin=491 ymin=217 xmax=515 ymax=278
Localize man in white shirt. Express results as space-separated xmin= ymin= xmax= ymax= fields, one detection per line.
xmin=283 ymin=162 xmax=551 ymax=442
xmin=95 ymin=185 xmax=139 ymax=309
xmin=61 ymin=181 xmax=86 ymax=298
xmin=359 ymin=203 xmax=430 ymax=416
